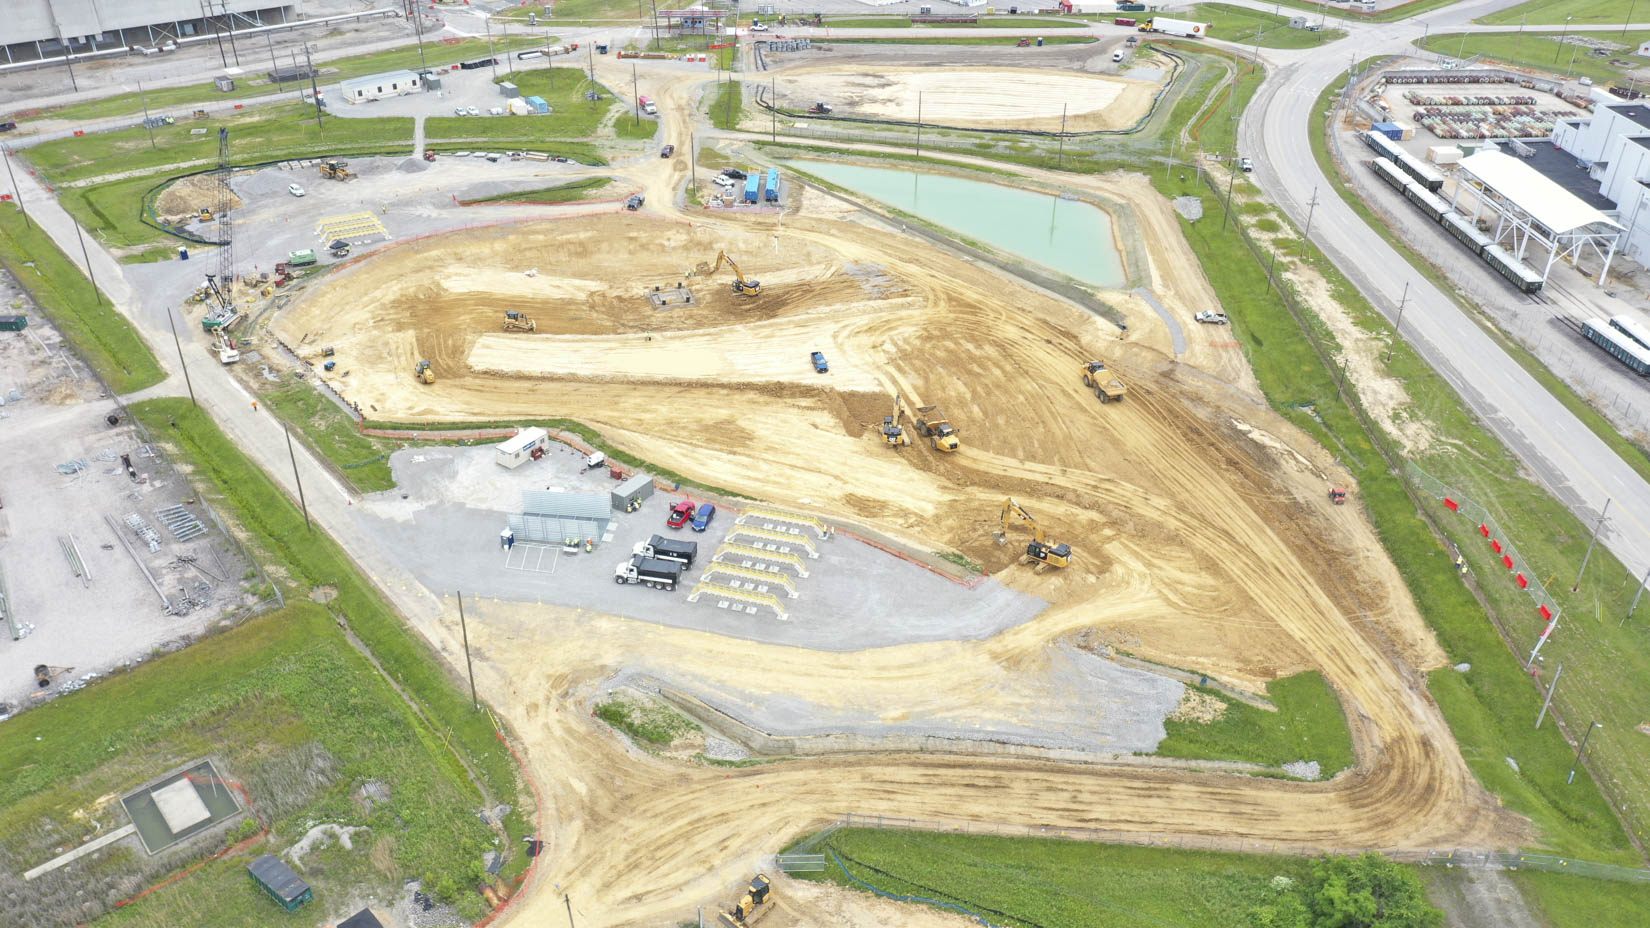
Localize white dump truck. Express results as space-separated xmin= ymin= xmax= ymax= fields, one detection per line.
xmin=614 ymin=554 xmax=683 ymax=590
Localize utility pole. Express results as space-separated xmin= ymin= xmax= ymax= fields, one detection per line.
xmin=409 ymin=0 xmax=428 ymax=70
xmin=1627 ymin=0 xmax=1639 ymax=39
xmin=1300 ymin=187 xmax=1320 ymax=255
xmin=564 ymin=893 xmax=576 ymax=928
xmin=1386 ymin=282 xmax=1409 ymax=362
xmin=458 ymin=591 xmax=478 ymax=708
xmin=266 ymin=32 xmax=282 ymax=94
xmin=1567 ymin=721 xmax=1601 ymax=785
xmin=632 ymin=63 xmax=640 ymax=127
xmin=1 ymin=144 xmax=29 ymax=228
xmin=284 ymin=425 xmax=311 ymax=531
xmin=1057 ymin=102 xmax=1067 ymax=169
xmin=202 ymin=0 xmax=229 ymax=68
xmin=916 ymin=90 xmax=923 ymax=157
xmin=1570 ymin=498 xmax=1610 ymax=591
xmin=165 ymin=308 xmax=198 ymax=407
xmin=505 ymin=19 xmax=515 ymax=76
xmin=1535 ymin=662 xmax=1562 ymax=729
xmin=1556 ymin=15 xmax=1571 ymax=63
xmin=485 ymin=16 xmax=498 ymax=79
xmin=1624 ymin=566 xmax=1650 ymax=626
xmin=1513 ymin=15 xmax=1526 ymax=63
xmin=1220 ymin=163 xmax=1237 ymax=232
xmin=53 ymin=21 xmax=79 ymax=93
xmin=770 ymin=74 xmax=776 ymax=142
xmin=138 ymin=80 xmax=157 ymax=150
xmin=70 ymin=221 xmax=103 ymax=305
xmin=690 ymin=131 xmax=696 ymax=196
xmin=304 ymin=45 xmax=324 ymax=127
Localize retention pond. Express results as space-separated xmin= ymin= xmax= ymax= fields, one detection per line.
xmin=788 ymin=159 xmax=1127 ymax=288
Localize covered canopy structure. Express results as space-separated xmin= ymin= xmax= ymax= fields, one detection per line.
xmin=1452 ymin=149 xmax=1625 ymax=284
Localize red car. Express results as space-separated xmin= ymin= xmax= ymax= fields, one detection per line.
xmin=667 ymin=500 xmax=696 ymax=528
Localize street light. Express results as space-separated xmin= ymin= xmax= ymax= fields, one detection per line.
xmin=1567 ymin=721 xmax=1602 ymax=784
xmin=1513 ymin=14 xmax=1526 ymax=63
xmin=1556 ymin=15 xmax=1572 ymax=64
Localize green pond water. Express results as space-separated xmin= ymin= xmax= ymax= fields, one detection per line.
xmin=788 ymin=160 xmax=1126 ymax=288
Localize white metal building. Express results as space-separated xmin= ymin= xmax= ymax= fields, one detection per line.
xmin=495 ymin=427 xmax=550 ymax=469
xmin=1551 ymin=91 xmax=1650 ymax=267
xmin=508 ymin=491 xmax=611 ymax=545
xmin=1452 ymin=150 xmax=1623 ymax=284
xmin=2 ymin=0 xmax=295 ymax=64
xmin=340 ymin=69 xmax=423 ymax=104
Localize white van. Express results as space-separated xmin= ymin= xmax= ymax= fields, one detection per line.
xmin=1112 ymin=50 xmax=1124 ymax=63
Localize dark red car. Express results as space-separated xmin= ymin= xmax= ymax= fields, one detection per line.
xmin=667 ymin=500 xmax=696 ymax=528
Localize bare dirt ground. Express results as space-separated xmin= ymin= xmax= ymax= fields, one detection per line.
xmin=768 ymin=64 xmax=1164 ymax=132
xmin=274 ymin=178 xmax=1523 ymax=928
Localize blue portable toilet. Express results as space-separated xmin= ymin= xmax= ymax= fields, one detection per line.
xmin=178 ymin=245 xmax=189 ymax=260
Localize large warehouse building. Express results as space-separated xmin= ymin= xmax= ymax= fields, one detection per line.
xmin=2 ymin=0 xmax=298 ymax=65
xmin=1550 ymin=89 xmax=1650 ymax=266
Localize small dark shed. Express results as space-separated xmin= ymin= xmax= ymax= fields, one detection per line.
xmin=338 ymin=908 xmax=386 ymax=928
xmin=247 ymin=854 xmax=312 ymax=912
xmin=0 ymin=315 xmax=27 ymax=332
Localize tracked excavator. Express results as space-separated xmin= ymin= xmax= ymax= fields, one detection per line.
xmin=694 ymin=250 xmax=761 ymax=295
xmin=716 ymin=875 xmax=774 ymax=928
xmin=996 ymin=497 xmax=1072 ymax=568
xmin=882 ymin=394 xmax=911 ymax=447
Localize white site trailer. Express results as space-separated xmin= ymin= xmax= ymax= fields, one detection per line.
xmin=1143 ymin=17 xmax=1209 ymax=37
xmin=340 ymin=69 xmax=424 ymax=103
xmin=496 ymin=427 xmax=551 ymax=469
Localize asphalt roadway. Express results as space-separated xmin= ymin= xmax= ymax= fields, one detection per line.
xmin=1233 ymin=0 xmax=1650 ymax=588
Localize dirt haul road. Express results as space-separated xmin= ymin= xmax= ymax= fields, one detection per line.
xmin=272 ymin=61 xmax=1526 ymax=927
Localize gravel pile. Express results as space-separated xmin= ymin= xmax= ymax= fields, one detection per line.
xmin=702 ymin=735 xmax=751 ymax=762
xmin=1282 ymin=760 xmax=1322 ymax=780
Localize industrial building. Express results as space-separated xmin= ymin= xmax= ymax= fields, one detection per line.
xmin=1548 ymin=90 xmax=1650 ymax=267
xmin=1 ymin=0 xmax=296 ymax=65
xmin=508 ymin=490 xmax=612 ymax=546
xmin=340 ymin=68 xmax=423 ymax=103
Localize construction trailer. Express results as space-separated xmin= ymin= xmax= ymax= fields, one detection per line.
xmin=611 ymin=472 xmax=655 ymax=510
xmin=248 ymin=854 xmax=312 ymax=913
xmin=340 ymin=69 xmax=423 ymax=103
xmin=495 ymin=427 xmax=551 ymax=469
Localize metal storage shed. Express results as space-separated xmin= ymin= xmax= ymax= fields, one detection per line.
xmin=247 ymin=854 xmax=312 ymax=912
xmin=509 ymin=490 xmax=611 ymax=544
xmin=612 ymin=472 xmax=655 ymax=510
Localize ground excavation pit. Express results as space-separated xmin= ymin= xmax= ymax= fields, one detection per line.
xmin=276 ymin=197 xmax=1525 ymax=926
xmin=769 ymin=64 xmax=1166 ymax=132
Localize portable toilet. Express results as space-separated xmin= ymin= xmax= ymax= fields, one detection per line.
xmin=526 ymin=95 xmax=550 ymax=114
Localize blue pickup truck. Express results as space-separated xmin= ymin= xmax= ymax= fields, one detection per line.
xmin=810 ymin=351 xmax=828 ymax=373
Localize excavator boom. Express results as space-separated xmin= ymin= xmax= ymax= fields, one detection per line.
xmin=696 ymin=250 xmax=761 ymax=295
xmin=997 ymin=497 xmax=1072 ymax=568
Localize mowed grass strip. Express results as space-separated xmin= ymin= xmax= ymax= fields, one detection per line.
xmin=0 ymin=206 xmax=165 ymax=392
xmin=1187 ymin=3 xmax=1346 ymax=48
xmin=463 ymin=176 xmax=614 ymax=203
xmin=1155 ymin=671 xmax=1355 ymax=775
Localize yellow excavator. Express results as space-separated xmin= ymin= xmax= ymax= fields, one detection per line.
xmin=996 ymin=497 xmax=1072 ymax=569
xmin=694 ymin=250 xmax=761 ymax=295
xmin=882 ymin=393 xmax=910 ymax=447
xmin=716 ymin=875 xmax=774 ymax=928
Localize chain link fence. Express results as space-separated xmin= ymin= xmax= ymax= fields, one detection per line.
xmin=1407 ymin=461 xmax=1559 ymax=623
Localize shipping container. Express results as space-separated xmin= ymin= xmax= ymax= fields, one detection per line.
xmin=744 ymin=174 xmax=760 ymax=203
xmin=525 ymin=95 xmax=550 ymax=114
xmin=1371 ymin=121 xmax=1404 ymax=141
xmin=0 ymin=315 xmax=27 ymax=331
xmin=764 ymin=168 xmax=780 ymax=202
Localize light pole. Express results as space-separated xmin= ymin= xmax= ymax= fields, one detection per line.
xmin=1571 ymin=497 xmax=1610 ymax=591
xmin=1627 ymin=0 xmax=1639 ymax=39
xmin=1 ymin=143 xmax=29 ymax=229
xmin=1386 ymin=282 xmax=1408 ymax=362
xmin=1556 ymin=15 xmax=1571 ymax=64
xmin=1567 ymin=721 xmax=1601 ymax=785
xmin=1513 ymin=15 xmax=1526 ymax=63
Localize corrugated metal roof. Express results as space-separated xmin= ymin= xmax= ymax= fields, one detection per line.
xmin=614 ymin=472 xmax=654 ymax=495
xmin=1459 ymin=150 xmax=1623 ymax=234
xmin=339 ymin=69 xmax=421 ymax=91
xmin=522 ymin=490 xmax=611 ymax=520
xmin=247 ymin=854 xmax=309 ymax=902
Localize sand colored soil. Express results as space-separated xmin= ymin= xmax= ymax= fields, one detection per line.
xmin=769 ymin=65 xmax=1164 ymax=132
xmin=154 ymin=173 xmax=241 ymax=224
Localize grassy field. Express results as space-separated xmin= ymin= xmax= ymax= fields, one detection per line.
xmin=1511 ymin=869 xmax=1650 ymax=928
xmin=1158 ymin=166 xmax=1636 ymax=861
xmin=55 ymin=173 xmax=184 ymax=262
xmin=708 ymin=78 xmax=743 ymax=131
xmin=1418 ymin=31 xmax=1650 ymax=84
xmin=462 ymin=176 xmax=614 ymax=203
xmin=32 ymin=37 xmax=546 ymax=123
xmin=1187 ymin=3 xmax=1346 ymax=48
xmin=821 ymin=15 xmax=1087 ymax=28
xmin=1255 ymin=0 xmax=1465 ymax=23
xmin=1481 ymin=0 xmax=1644 ymax=25
xmin=0 ymin=603 xmax=497 ymax=927
xmin=256 ymin=382 xmax=400 ymax=493
xmin=1155 ymin=671 xmax=1356 ymax=775
xmin=799 ymin=828 xmax=1322 ymax=928
xmin=423 ymin=67 xmax=621 ymax=148
xmin=128 ymin=397 xmax=532 ymax=882
xmin=0 ymin=206 xmax=165 ymax=392
xmin=27 ymin=103 xmax=414 ymax=184
xmin=594 ymin=697 xmax=699 ymax=746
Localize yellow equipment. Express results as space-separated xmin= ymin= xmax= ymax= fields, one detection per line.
xmin=996 ymin=497 xmax=1072 ymax=569
xmin=882 ymin=394 xmax=910 ymax=447
xmin=1080 ymin=360 xmax=1127 ymax=403
xmin=415 ymin=360 xmax=435 ymax=384
xmin=198 ymin=207 xmax=213 ymax=222
xmin=914 ymin=404 xmax=960 ymax=452
xmin=319 ymin=159 xmax=355 ymax=181
xmin=694 ymin=250 xmax=761 ymax=295
xmin=716 ymin=875 xmax=774 ymax=928
xmin=504 ymin=310 xmax=537 ymax=332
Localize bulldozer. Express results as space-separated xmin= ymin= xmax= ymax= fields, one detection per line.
xmin=319 ymin=159 xmax=355 ymax=181
xmin=882 ymin=394 xmax=910 ymax=447
xmin=914 ymin=404 xmax=960 ymax=452
xmin=414 ymin=360 xmax=435 ymax=384
xmin=504 ymin=310 xmax=537 ymax=332
xmin=1080 ymin=360 xmax=1127 ymax=404
xmin=693 ymin=250 xmax=761 ymax=296
xmin=716 ymin=875 xmax=774 ymax=928
xmin=996 ymin=497 xmax=1072 ymax=569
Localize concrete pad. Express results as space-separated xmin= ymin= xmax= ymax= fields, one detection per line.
xmin=151 ymin=779 xmax=211 ymax=833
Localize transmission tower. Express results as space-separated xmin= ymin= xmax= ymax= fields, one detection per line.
xmin=215 ymin=127 xmax=234 ymax=297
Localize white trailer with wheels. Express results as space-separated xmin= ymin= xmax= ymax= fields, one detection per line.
xmin=1142 ymin=17 xmax=1209 ymax=37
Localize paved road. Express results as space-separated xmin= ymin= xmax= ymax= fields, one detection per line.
xmin=1237 ymin=0 xmax=1650 ymax=586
